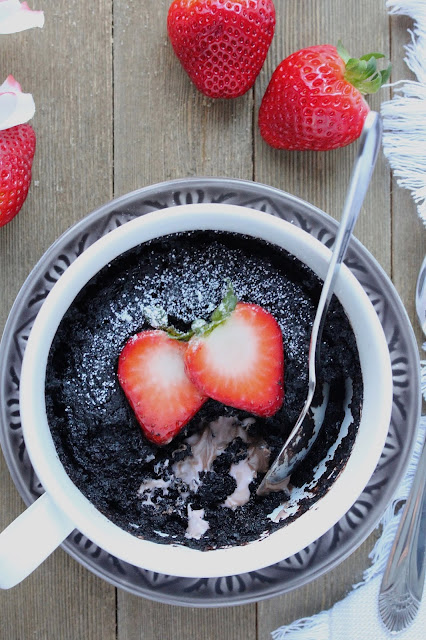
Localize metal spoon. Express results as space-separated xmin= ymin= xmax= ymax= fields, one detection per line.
xmin=257 ymin=111 xmax=383 ymax=496
xmin=378 ymin=257 xmax=426 ymax=634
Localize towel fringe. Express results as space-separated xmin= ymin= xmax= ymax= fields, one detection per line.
xmin=271 ymin=612 xmax=330 ymax=640
xmin=355 ymin=414 xmax=426 ymax=587
xmin=381 ymin=1 xmax=426 ymax=225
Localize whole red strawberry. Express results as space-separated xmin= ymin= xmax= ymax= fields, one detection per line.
xmin=167 ymin=0 xmax=276 ymax=99
xmin=0 ymin=123 xmax=36 ymax=227
xmin=259 ymin=42 xmax=391 ymax=151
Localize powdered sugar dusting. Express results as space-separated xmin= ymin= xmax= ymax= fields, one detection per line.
xmin=56 ymin=232 xmax=315 ymax=417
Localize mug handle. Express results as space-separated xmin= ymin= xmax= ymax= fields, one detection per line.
xmin=0 ymin=492 xmax=74 ymax=588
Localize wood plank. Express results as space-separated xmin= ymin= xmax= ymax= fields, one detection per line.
xmin=113 ymin=2 xmax=256 ymax=637
xmin=113 ymin=0 xmax=254 ymax=197
xmin=255 ymin=0 xmax=391 ymax=271
xmin=0 ymin=1 xmax=116 ymax=638
xmin=256 ymin=0 xmax=392 ymax=636
xmin=118 ymin=599 xmax=256 ymax=640
xmin=1 ymin=555 xmax=116 ymax=640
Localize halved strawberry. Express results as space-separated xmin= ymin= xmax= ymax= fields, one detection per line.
xmin=185 ymin=296 xmax=284 ymax=417
xmin=118 ymin=330 xmax=207 ymax=445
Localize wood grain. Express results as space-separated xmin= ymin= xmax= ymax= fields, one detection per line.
xmin=118 ymin=600 xmax=256 ymax=640
xmin=0 ymin=2 xmax=116 ymax=639
xmin=0 ymin=1 xmax=423 ymax=638
xmin=113 ymin=0 xmax=253 ymax=196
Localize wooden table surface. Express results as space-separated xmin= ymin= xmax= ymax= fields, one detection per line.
xmin=1 ymin=1 xmax=425 ymax=638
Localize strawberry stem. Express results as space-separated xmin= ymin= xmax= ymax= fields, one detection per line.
xmin=164 ymin=326 xmax=195 ymax=341
xmin=337 ymin=40 xmax=391 ymax=95
xmin=151 ymin=280 xmax=238 ymax=341
xmin=193 ymin=279 xmax=237 ymax=337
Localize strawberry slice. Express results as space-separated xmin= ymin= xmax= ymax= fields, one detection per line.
xmin=185 ymin=294 xmax=284 ymax=417
xmin=118 ymin=330 xmax=207 ymax=445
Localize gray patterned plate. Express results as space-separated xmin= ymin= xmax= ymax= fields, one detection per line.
xmin=0 ymin=178 xmax=421 ymax=606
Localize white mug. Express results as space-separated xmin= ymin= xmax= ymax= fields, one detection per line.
xmin=0 ymin=204 xmax=393 ymax=588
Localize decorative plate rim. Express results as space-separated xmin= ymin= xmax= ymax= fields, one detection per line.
xmin=0 ymin=177 xmax=421 ymax=606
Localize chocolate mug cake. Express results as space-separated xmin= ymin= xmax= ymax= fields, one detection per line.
xmin=45 ymin=230 xmax=362 ymax=551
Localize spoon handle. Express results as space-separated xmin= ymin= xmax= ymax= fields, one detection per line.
xmin=379 ymin=434 xmax=426 ymax=633
xmin=257 ymin=112 xmax=383 ymax=493
xmin=310 ymin=111 xmax=383 ymax=377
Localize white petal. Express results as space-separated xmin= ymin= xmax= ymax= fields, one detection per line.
xmin=0 ymin=1 xmax=44 ymax=34
xmin=0 ymin=74 xmax=22 ymax=93
xmin=0 ymin=75 xmax=35 ymax=130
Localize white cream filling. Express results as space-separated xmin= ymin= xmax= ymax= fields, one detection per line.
xmin=136 ymin=378 xmax=354 ymax=537
xmin=185 ymin=506 xmax=210 ymax=540
xmin=172 ymin=416 xmax=259 ymax=491
xmin=137 ymin=415 xmax=271 ymax=539
xmin=270 ymin=378 xmax=354 ymax=523
xmin=224 ymin=445 xmax=270 ymax=509
xmin=137 ymin=478 xmax=171 ymax=507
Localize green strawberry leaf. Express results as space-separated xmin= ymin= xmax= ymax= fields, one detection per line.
xmin=164 ymin=325 xmax=195 ymax=341
xmin=210 ymin=280 xmax=238 ymax=323
xmin=190 ymin=318 xmax=209 ymax=334
xmin=143 ymin=304 xmax=194 ymax=341
xmin=337 ymin=40 xmax=391 ymax=95
xmin=145 ymin=280 xmax=238 ymax=341
xmin=192 ymin=279 xmax=237 ymax=337
xmin=380 ymin=66 xmax=392 ymax=85
xmin=359 ymin=52 xmax=385 ymax=61
xmin=336 ymin=41 xmax=351 ymax=64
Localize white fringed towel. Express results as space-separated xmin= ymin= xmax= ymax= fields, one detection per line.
xmin=381 ymin=0 xmax=426 ymax=225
